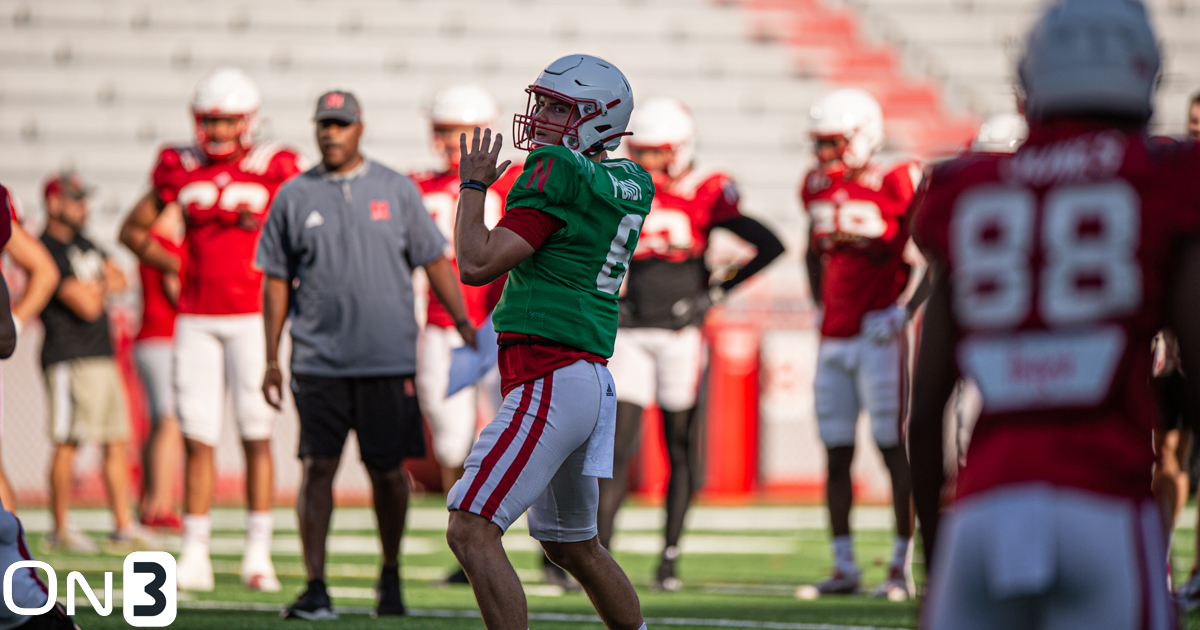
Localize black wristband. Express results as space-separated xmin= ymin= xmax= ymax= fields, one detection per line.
xmin=460 ymin=179 xmax=488 ymax=193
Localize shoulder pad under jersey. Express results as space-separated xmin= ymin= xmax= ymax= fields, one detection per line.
xmin=240 ymin=141 xmax=302 ymax=176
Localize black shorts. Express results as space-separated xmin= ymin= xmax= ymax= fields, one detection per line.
xmin=292 ymin=374 xmax=425 ymax=471
xmin=1152 ymin=369 xmax=1190 ymax=432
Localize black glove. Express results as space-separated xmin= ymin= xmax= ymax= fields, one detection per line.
xmin=618 ymin=299 xmax=636 ymax=328
xmin=670 ymin=287 xmax=724 ymax=329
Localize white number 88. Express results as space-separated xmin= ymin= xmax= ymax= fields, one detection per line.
xmin=950 ymin=180 xmax=1142 ymax=329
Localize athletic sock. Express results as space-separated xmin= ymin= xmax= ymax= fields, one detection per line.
xmin=246 ymin=511 xmax=274 ymax=549
xmin=182 ymin=514 xmax=211 ymax=548
xmin=891 ymin=536 xmax=913 ymax=571
xmin=832 ymin=535 xmax=856 ymax=575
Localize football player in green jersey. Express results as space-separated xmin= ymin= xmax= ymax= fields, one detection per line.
xmin=445 ymin=55 xmax=652 ymax=630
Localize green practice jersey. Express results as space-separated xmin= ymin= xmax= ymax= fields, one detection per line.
xmin=493 ymin=145 xmax=654 ymax=358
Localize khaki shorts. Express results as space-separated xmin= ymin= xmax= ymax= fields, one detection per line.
xmin=44 ymin=357 xmax=130 ymax=444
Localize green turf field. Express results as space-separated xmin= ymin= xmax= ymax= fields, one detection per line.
xmin=19 ymin=498 xmax=1200 ymax=629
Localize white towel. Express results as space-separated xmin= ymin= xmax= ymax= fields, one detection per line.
xmin=582 ymin=363 xmax=618 ymax=478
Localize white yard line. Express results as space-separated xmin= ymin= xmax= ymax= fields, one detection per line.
xmin=16 ymin=506 xmax=898 ymax=534
xmin=176 ymin=600 xmax=908 ymax=630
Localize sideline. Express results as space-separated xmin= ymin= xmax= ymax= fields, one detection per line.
xmin=177 ymin=600 xmax=909 ymax=630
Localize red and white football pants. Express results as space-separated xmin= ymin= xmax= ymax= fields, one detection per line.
xmin=447 ymin=360 xmax=615 ymax=542
xmin=925 ymin=485 xmax=1173 ymax=630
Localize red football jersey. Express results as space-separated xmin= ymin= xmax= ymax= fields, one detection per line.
xmin=633 ymin=169 xmax=741 ymax=262
xmin=411 ymin=167 xmax=518 ymax=328
xmin=0 ymin=185 xmax=13 ymax=250
xmin=802 ymin=160 xmax=921 ymax=338
xmin=136 ymin=234 xmax=184 ymax=341
xmin=912 ymin=121 xmax=1200 ymax=501
xmin=152 ymin=143 xmax=302 ymax=315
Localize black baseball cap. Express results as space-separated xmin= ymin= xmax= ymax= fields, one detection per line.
xmin=314 ymin=91 xmax=361 ymax=124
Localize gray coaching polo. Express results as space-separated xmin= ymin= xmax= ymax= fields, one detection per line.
xmin=257 ymin=158 xmax=447 ymax=377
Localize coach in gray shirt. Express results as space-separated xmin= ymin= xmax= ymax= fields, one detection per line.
xmin=257 ymin=91 xmax=475 ymax=620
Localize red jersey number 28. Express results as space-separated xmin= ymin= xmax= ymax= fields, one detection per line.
xmin=950 ymin=180 xmax=1142 ymax=330
xmin=178 ymin=181 xmax=271 ymax=214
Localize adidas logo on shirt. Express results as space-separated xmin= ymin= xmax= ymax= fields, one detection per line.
xmin=305 ymin=210 xmax=325 ymax=229
xmin=606 ymin=385 xmax=614 ymax=397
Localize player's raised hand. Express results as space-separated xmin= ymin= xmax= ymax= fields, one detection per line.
xmin=459 ymin=127 xmax=512 ymax=188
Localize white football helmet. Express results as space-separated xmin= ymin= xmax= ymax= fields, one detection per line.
xmin=1019 ymin=0 xmax=1160 ymax=121
xmin=431 ymin=84 xmax=499 ymax=128
xmin=972 ymin=113 xmax=1029 ymax=154
xmin=514 ymin=54 xmax=634 ymax=155
xmin=809 ymin=88 xmax=884 ymax=169
xmin=628 ymin=97 xmax=696 ymax=177
xmin=191 ymin=67 xmax=261 ymax=159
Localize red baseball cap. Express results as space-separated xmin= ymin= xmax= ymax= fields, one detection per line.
xmin=43 ymin=170 xmax=93 ymax=201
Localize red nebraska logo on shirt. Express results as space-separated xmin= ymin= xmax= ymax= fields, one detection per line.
xmin=370 ymin=200 xmax=390 ymax=221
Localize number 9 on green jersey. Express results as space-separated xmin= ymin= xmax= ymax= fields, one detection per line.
xmin=493 ymin=144 xmax=654 ymax=358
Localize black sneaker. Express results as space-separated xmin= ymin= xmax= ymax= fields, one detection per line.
xmin=444 ymin=567 xmax=470 ymax=585
xmin=282 ymin=579 xmax=337 ymax=620
xmin=375 ymin=567 xmax=405 ymax=617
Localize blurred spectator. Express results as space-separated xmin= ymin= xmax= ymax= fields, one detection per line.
xmin=259 ymin=91 xmax=466 ymax=619
xmin=135 ymin=203 xmax=185 ymax=531
xmin=38 ymin=171 xmax=140 ymax=553
xmin=0 ymin=187 xmax=59 ymax=512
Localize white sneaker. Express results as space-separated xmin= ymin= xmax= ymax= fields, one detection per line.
xmin=241 ymin=545 xmax=281 ymax=592
xmin=872 ymin=565 xmax=914 ymax=601
xmin=176 ymin=542 xmax=214 ymax=592
xmin=43 ymin=528 xmax=99 ymax=555
xmin=795 ymin=567 xmax=862 ymax=600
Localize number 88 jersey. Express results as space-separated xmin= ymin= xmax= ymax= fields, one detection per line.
xmin=152 ymin=143 xmax=302 ymax=316
xmin=912 ymin=123 xmax=1200 ymax=501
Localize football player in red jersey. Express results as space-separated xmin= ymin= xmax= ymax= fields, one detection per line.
xmin=0 ymin=186 xmax=15 ymax=358
xmin=908 ymin=0 xmax=1200 ymax=626
xmin=412 ymin=84 xmax=537 ymax=587
xmin=1 ymin=188 xmax=60 ymax=512
xmin=120 ymin=68 xmax=303 ymax=593
xmin=411 ymin=84 xmax=512 ymax=497
xmin=1168 ymin=92 xmax=1200 ymax=611
xmin=798 ymin=88 xmax=922 ymax=600
xmin=134 ymin=203 xmax=185 ymax=531
xmin=600 ymin=97 xmax=783 ymax=590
